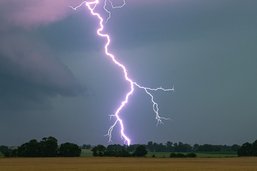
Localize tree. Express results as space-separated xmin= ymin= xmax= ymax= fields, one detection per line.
xmin=40 ymin=136 xmax=58 ymax=157
xmin=193 ymin=144 xmax=200 ymax=152
xmin=17 ymin=139 xmax=41 ymax=157
xmin=17 ymin=137 xmax=58 ymax=157
xmin=238 ymin=142 xmax=252 ymax=156
xmin=231 ymin=144 xmax=240 ymax=152
xmin=59 ymin=143 xmax=81 ymax=157
xmin=251 ymin=140 xmax=257 ymax=156
xmin=92 ymin=145 xmax=106 ymax=156
xmin=105 ymin=144 xmax=130 ymax=157
xmin=174 ymin=142 xmax=192 ymax=152
xmin=82 ymin=144 xmax=91 ymax=149
xmin=0 ymin=146 xmax=12 ymax=157
xmin=147 ymin=141 xmax=154 ymax=152
xmin=133 ymin=145 xmax=147 ymax=157
xmin=166 ymin=141 xmax=173 ymax=152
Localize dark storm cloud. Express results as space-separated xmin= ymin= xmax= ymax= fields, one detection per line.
xmin=36 ymin=12 xmax=102 ymax=53
xmin=0 ymin=0 xmax=85 ymax=110
xmin=0 ymin=34 xmax=85 ymax=110
xmin=108 ymin=0 xmax=257 ymax=47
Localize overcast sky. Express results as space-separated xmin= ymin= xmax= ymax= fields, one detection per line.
xmin=0 ymin=0 xmax=257 ymax=146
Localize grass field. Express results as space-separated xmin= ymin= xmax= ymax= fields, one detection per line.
xmin=81 ymin=149 xmax=238 ymax=158
xmin=80 ymin=149 xmax=93 ymax=157
xmin=0 ymin=157 xmax=257 ymax=171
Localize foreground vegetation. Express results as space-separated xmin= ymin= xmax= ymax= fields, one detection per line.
xmin=0 ymin=157 xmax=257 ymax=171
xmin=1 ymin=137 xmax=257 ymax=158
xmin=81 ymin=149 xmax=237 ymax=158
xmin=0 ymin=137 xmax=81 ymax=157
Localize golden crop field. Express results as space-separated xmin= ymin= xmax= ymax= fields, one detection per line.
xmin=0 ymin=157 xmax=257 ymax=171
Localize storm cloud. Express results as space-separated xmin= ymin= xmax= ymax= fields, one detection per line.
xmin=0 ymin=0 xmax=85 ymax=110
xmin=0 ymin=0 xmax=84 ymax=29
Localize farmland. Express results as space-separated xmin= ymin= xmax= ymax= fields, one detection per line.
xmin=81 ymin=149 xmax=238 ymax=158
xmin=0 ymin=157 xmax=257 ymax=171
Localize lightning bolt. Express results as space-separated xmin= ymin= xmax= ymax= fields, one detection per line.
xmin=71 ymin=0 xmax=174 ymax=146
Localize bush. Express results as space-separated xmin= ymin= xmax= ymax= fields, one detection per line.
xmin=186 ymin=153 xmax=197 ymax=158
xmin=176 ymin=153 xmax=186 ymax=158
xmin=170 ymin=152 xmax=196 ymax=158
xmin=169 ymin=152 xmax=177 ymax=158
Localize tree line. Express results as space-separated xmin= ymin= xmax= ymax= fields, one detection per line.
xmin=88 ymin=141 xmax=240 ymax=158
xmin=1 ymin=138 xmax=257 ymax=158
xmin=238 ymin=140 xmax=257 ymax=157
xmin=82 ymin=141 xmax=240 ymax=153
xmin=143 ymin=141 xmax=240 ymax=153
xmin=0 ymin=136 xmax=81 ymax=157
xmin=91 ymin=144 xmax=147 ymax=157
xmin=90 ymin=144 xmax=198 ymax=158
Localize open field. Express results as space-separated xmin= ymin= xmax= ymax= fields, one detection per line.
xmin=81 ymin=149 xmax=238 ymax=158
xmin=0 ymin=157 xmax=257 ymax=171
xmin=81 ymin=149 xmax=93 ymax=157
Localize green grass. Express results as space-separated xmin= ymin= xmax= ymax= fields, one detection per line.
xmin=80 ymin=149 xmax=93 ymax=157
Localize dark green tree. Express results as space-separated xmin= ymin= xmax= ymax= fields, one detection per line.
xmin=166 ymin=141 xmax=173 ymax=152
xmin=59 ymin=143 xmax=81 ymax=157
xmin=17 ymin=139 xmax=41 ymax=157
xmin=193 ymin=144 xmax=200 ymax=152
xmin=174 ymin=142 xmax=192 ymax=152
xmin=39 ymin=136 xmax=58 ymax=157
xmin=92 ymin=145 xmax=106 ymax=156
xmin=105 ymin=144 xmax=130 ymax=157
xmin=133 ymin=145 xmax=147 ymax=157
xmin=231 ymin=144 xmax=240 ymax=152
xmin=252 ymin=140 xmax=257 ymax=156
xmin=147 ymin=141 xmax=154 ymax=152
xmin=238 ymin=142 xmax=252 ymax=156
xmin=0 ymin=146 xmax=12 ymax=157
xmin=82 ymin=144 xmax=91 ymax=149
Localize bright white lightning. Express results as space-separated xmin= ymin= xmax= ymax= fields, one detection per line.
xmin=71 ymin=0 xmax=174 ymax=145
